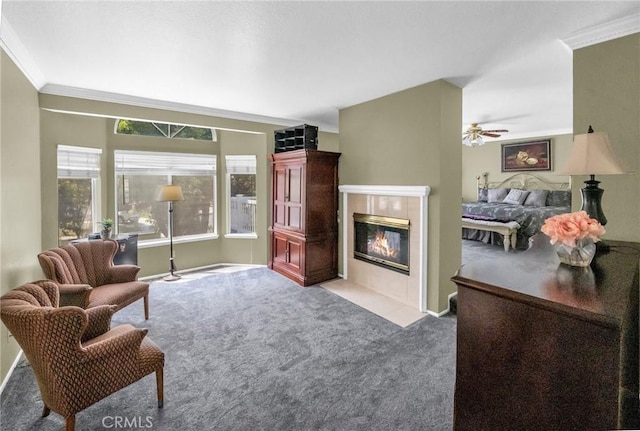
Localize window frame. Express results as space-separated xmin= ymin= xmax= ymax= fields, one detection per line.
xmin=114 ymin=150 xmax=218 ymax=247
xmin=56 ymin=145 xmax=102 ymax=245
xmin=225 ymin=155 xmax=258 ymax=239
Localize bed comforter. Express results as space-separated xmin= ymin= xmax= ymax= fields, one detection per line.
xmin=462 ymin=202 xmax=570 ymax=249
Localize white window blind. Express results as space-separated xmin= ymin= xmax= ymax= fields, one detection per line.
xmin=225 ymin=155 xmax=256 ymax=174
xmin=115 ymin=150 xmax=216 ymax=176
xmin=57 ymin=145 xmax=102 ymax=178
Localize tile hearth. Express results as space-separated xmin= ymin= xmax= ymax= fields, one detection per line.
xmin=320 ymin=278 xmax=428 ymax=328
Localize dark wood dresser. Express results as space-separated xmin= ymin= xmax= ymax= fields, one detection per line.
xmin=268 ymin=149 xmax=340 ymax=286
xmin=452 ymin=234 xmax=639 ymax=430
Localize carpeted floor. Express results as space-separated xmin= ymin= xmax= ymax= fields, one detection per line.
xmin=461 ymin=238 xmax=524 ymax=265
xmin=1 ymin=267 xmax=457 ymax=430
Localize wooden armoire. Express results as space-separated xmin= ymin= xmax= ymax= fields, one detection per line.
xmin=268 ymin=149 xmax=341 ymax=286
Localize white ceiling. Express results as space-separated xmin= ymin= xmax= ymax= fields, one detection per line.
xmin=1 ymin=1 xmax=639 ymax=140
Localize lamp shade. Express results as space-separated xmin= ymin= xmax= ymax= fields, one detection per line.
xmin=156 ymin=185 xmax=184 ymax=202
xmin=557 ymin=132 xmax=627 ymax=175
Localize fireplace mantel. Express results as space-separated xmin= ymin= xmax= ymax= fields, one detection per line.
xmin=339 ymin=185 xmax=430 ymax=197
xmin=339 ymin=184 xmax=432 ymax=313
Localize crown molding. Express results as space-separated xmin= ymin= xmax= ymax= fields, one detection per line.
xmin=561 ymin=14 xmax=640 ymax=50
xmin=0 ymin=15 xmax=46 ymax=89
xmin=39 ymin=84 xmax=342 ymax=132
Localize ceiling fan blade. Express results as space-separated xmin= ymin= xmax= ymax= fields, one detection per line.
xmin=482 ymin=129 xmax=509 ymax=133
xmin=480 ymin=132 xmax=502 ymax=138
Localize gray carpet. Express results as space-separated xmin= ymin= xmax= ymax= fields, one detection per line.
xmin=461 ymin=238 xmax=524 ymax=265
xmin=1 ymin=267 xmax=456 ymax=430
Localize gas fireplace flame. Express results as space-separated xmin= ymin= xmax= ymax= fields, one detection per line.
xmin=369 ymin=231 xmax=399 ymax=258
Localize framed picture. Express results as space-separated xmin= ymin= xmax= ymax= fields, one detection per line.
xmin=501 ymin=140 xmax=551 ymax=172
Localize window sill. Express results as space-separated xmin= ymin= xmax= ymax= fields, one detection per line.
xmin=224 ymin=233 xmax=258 ymax=239
xmin=138 ymin=233 xmax=218 ymax=249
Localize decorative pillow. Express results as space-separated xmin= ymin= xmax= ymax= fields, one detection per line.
xmin=502 ymin=188 xmax=530 ymax=205
xmin=524 ymin=189 xmax=549 ymax=207
xmin=546 ymin=190 xmax=572 ymax=207
xmin=477 ymin=188 xmax=488 ymax=202
xmin=487 ymin=188 xmax=509 ymax=203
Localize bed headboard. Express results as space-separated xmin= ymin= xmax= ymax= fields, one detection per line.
xmin=476 ymin=172 xmax=571 ymax=191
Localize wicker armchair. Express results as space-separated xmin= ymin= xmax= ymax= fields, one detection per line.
xmin=38 ymin=239 xmax=150 ymax=319
xmin=0 ymin=280 xmax=164 ymax=431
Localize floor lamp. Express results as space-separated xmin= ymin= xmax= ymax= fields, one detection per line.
xmin=557 ymin=126 xmax=627 ymax=251
xmin=156 ymin=185 xmax=184 ymax=281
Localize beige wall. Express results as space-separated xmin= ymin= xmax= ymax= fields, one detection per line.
xmin=339 ymin=79 xmax=462 ymax=313
xmin=574 ymin=33 xmax=640 ymax=242
xmin=462 ymin=134 xmax=573 ymax=202
xmin=1 ymin=51 xmax=43 ymax=383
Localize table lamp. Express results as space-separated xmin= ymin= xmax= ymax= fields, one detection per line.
xmin=156 ymin=184 xmax=184 ymax=281
xmin=557 ymin=126 xmax=627 ymax=250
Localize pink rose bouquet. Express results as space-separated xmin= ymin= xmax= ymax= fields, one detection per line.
xmin=541 ymin=211 xmax=605 ymax=248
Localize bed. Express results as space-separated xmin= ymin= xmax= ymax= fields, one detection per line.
xmin=462 ymin=172 xmax=571 ymax=250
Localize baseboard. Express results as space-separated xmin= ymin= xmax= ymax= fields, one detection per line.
xmin=426 ymin=291 xmax=458 ymax=317
xmin=0 ymin=350 xmax=23 ymax=395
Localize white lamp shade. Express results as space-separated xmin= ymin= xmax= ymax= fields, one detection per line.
xmin=156 ymin=185 xmax=184 ymax=202
xmin=557 ymin=132 xmax=627 ymax=175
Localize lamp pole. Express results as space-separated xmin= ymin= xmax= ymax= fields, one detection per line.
xmin=168 ymin=200 xmax=178 ymax=279
xmin=156 ymin=184 xmax=184 ymax=281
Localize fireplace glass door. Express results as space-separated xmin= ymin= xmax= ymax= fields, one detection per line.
xmin=353 ymin=213 xmax=410 ymax=275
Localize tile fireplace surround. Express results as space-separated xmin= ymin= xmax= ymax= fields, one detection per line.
xmin=335 ymin=185 xmax=431 ymax=315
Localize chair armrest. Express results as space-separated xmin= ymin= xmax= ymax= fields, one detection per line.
xmin=81 ymin=324 xmax=148 ymax=362
xmin=58 ymin=284 xmax=92 ymax=308
xmin=82 ymin=305 xmax=117 ymax=342
xmin=108 ymin=265 xmax=141 ymax=283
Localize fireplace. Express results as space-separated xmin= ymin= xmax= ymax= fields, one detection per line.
xmin=353 ymin=213 xmax=410 ymax=275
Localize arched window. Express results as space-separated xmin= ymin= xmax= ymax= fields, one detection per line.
xmin=115 ymin=119 xmax=217 ymax=141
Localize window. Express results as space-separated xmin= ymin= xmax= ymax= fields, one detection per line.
xmin=114 ymin=150 xmax=216 ymax=243
xmin=115 ymin=119 xmax=217 ymax=141
xmin=225 ymin=155 xmax=257 ymax=236
xmin=57 ymin=145 xmax=102 ymax=245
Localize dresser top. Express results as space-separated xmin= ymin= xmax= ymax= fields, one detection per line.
xmin=453 ymin=234 xmax=640 ymax=327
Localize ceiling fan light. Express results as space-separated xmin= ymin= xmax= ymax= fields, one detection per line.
xmin=462 ymin=134 xmax=484 ymax=147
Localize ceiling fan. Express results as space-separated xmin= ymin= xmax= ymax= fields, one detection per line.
xmin=462 ymin=123 xmax=509 ymax=147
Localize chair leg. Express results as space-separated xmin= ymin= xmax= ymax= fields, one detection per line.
xmin=65 ymin=415 xmax=75 ymax=431
xmin=144 ymin=294 xmax=149 ymax=320
xmin=156 ymin=368 xmax=164 ymax=408
xmin=42 ymin=405 xmax=50 ymax=417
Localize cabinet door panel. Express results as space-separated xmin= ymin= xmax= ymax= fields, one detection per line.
xmin=273 ymin=166 xmax=287 ymax=227
xmin=288 ymin=207 xmax=302 ymax=229
xmin=273 ymin=235 xmax=289 ymax=264
xmin=288 ymin=166 xmax=303 ymax=204
xmin=288 ymin=238 xmax=302 ymax=269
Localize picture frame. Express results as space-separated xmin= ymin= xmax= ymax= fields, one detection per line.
xmin=501 ymin=139 xmax=551 ymax=172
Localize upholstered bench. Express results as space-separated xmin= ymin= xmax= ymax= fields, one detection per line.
xmin=461 ymin=218 xmax=520 ymax=252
